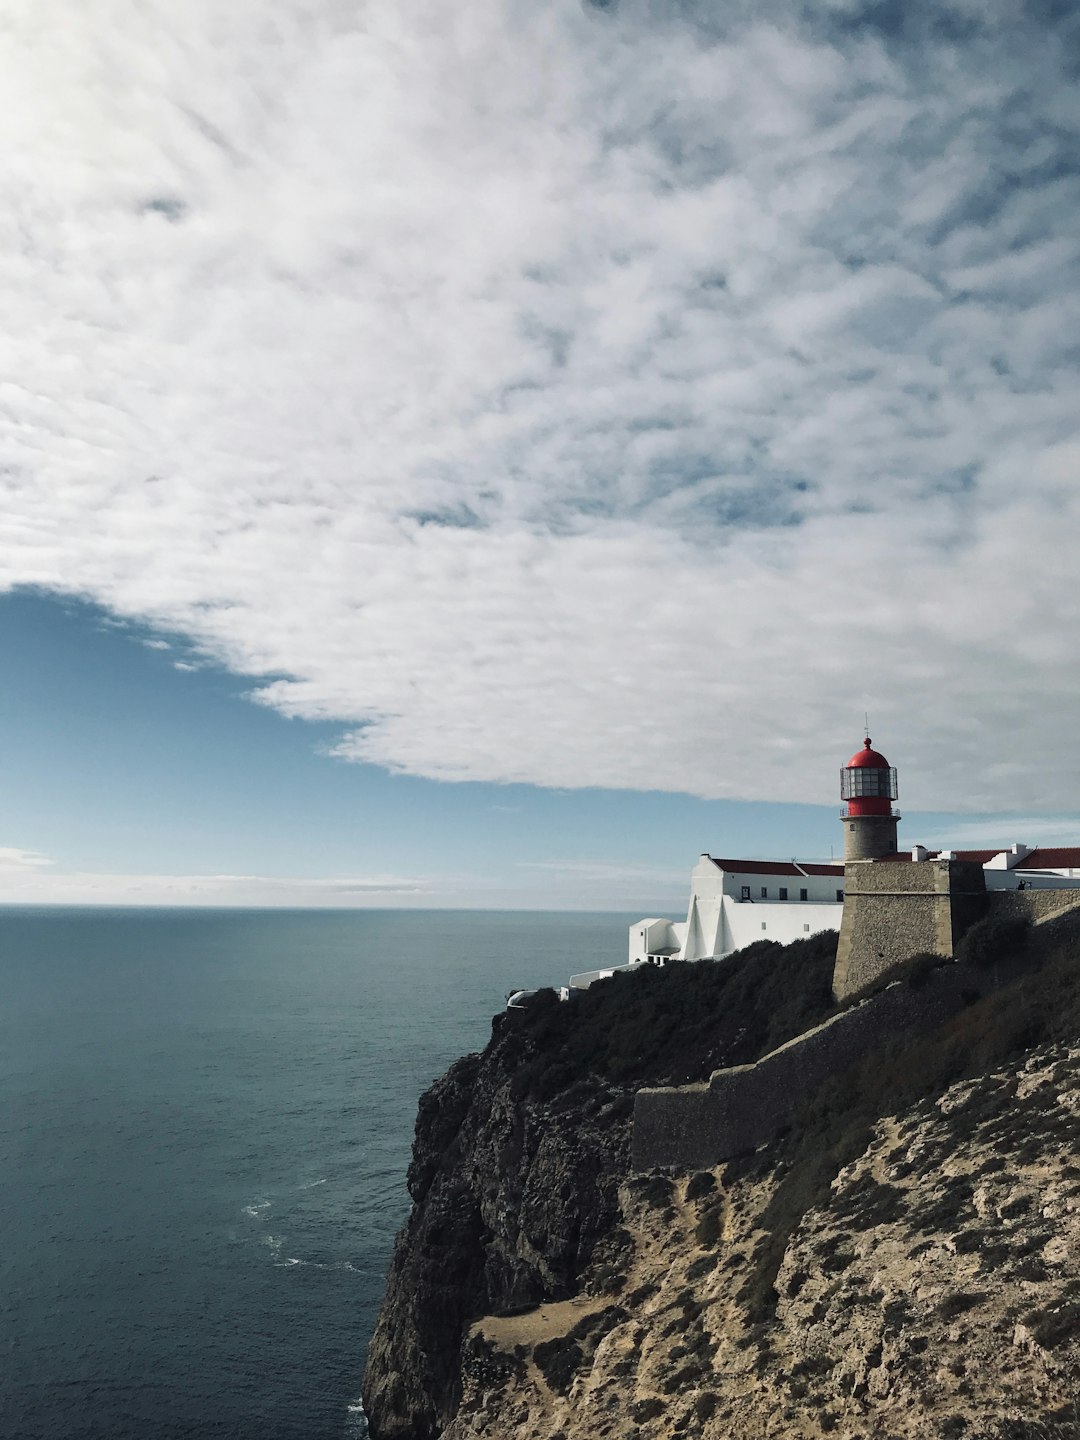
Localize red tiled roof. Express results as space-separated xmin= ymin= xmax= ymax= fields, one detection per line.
xmin=870 ymin=849 xmax=998 ymax=864
xmin=1016 ymin=848 xmax=1080 ymax=870
xmin=708 ymin=857 xmax=843 ymax=877
xmin=705 ymin=847 xmax=1080 ymax=877
xmin=867 ymin=846 xmax=1080 ymax=869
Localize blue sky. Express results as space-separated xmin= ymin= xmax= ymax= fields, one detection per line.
xmin=2 ymin=587 xmax=1077 ymax=908
xmin=0 ymin=588 xmax=864 ymax=907
xmin=2 ymin=0 xmax=1079 ymax=905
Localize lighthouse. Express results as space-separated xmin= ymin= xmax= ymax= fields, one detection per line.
xmin=841 ymin=737 xmax=899 ymax=861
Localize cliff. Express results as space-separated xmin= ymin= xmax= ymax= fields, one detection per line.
xmin=363 ymin=924 xmax=1080 ymax=1440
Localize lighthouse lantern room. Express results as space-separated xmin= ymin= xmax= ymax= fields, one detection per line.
xmin=841 ymin=738 xmax=900 ymax=861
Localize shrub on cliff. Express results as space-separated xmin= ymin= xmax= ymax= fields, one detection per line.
xmin=956 ymin=910 xmax=1031 ymax=971
xmin=504 ymin=930 xmax=839 ymax=1099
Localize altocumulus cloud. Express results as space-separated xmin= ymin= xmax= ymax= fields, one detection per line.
xmin=1 ymin=0 xmax=1079 ymax=811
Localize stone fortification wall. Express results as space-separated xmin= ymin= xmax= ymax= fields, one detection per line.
xmin=634 ymin=898 xmax=1080 ymax=1173
xmin=632 ymin=959 xmax=992 ymax=1171
xmin=989 ymin=887 xmax=1080 ymax=925
xmin=832 ymin=859 xmax=987 ymax=1003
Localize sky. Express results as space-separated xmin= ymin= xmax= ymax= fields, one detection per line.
xmin=2 ymin=0 xmax=1079 ymax=908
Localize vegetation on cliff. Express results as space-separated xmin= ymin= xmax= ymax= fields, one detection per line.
xmin=506 ymin=929 xmax=840 ymax=1096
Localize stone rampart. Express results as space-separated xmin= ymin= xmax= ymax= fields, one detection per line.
xmin=632 ymin=959 xmax=992 ymax=1171
xmin=988 ymin=887 xmax=1080 ymax=926
xmin=832 ymin=859 xmax=987 ymax=1003
xmin=633 ymin=891 xmax=1080 ymax=1173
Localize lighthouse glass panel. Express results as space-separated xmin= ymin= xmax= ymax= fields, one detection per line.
xmin=840 ymin=767 xmax=898 ymax=801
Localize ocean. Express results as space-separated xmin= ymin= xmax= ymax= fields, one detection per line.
xmin=0 ymin=907 xmax=637 ymax=1440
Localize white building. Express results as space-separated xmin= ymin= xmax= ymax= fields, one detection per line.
xmin=629 ymin=854 xmax=845 ymax=965
xmin=940 ymin=843 xmax=1080 ymax=887
xmin=569 ymin=853 xmax=843 ymax=990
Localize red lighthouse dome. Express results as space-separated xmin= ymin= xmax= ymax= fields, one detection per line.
xmin=841 ymin=737 xmax=898 ymax=817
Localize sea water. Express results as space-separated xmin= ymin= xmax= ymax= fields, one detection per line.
xmin=0 ymin=907 xmax=636 ymax=1440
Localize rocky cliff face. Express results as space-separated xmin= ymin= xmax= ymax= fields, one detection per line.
xmin=445 ymin=1041 xmax=1080 ymax=1440
xmin=360 ymin=1032 xmax=634 ymax=1440
xmin=363 ymin=926 xmax=1080 ymax=1440
xmin=362 ymin=933 xmax=839 ymax=1438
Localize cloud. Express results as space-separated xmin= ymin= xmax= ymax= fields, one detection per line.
xmin=0 ymin=865 xmax=430 ymax=906
xmin=0 ymin=846 xmax=53 ymax=871
xmin=521 ymin=858 xmax=685 ymax=886
xmin=1 ymin=0 xmax=1079 ymax=814
xmin=516 ymin=857 xmax=688 ymax=908
xmin=918 ymin=818 xmax=1080 ymax=850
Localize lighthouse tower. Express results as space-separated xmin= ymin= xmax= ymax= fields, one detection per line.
xmin=841 ymin=737 xmax=899 ymax=861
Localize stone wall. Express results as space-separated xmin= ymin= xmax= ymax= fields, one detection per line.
xmin=988 ymin=887 xmax=1080 ymax=926
xmin=842 ymin=812 xmax=899 ymax=861
xmin=633 ymin=898 xmax=1080 ymax=1173
xmin=631 ymin=959 xmax=991 ymax=1171
xmin=832 ymin=859 xmax=987 ymax=1003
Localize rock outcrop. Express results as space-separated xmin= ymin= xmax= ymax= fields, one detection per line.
xmin=363 ymin=923 xmax=1080 ymax=1440
xmin=361 ymin=1041 xmax=632 ymax=1440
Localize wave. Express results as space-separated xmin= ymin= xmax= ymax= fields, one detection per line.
xmin=242 ymin=1198 xmax=272 ymax=1218
xmin=272 ymin=1256 xmax=359 ymax=1273
xmin=344 ymin=1397 xmax=369 ymax=1438
xmin=299 ymin=1177 xmax=328 ymax=1189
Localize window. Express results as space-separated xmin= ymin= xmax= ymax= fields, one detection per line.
xmin=740 ymin=885 xmax=750 ymax=900
xmin=779 ymin=887 xmax=788 ymax=900
xmin=761 ymin=922 xmax=767 ymax=931
xmin=760 ymin=886 xmax=768 ymax=899
xmin=836 ymin=889 xmax=844 ymax=902
xmin=803 ymin=923 xmax=810 ymax=932
xmin=841 ymin=766 xmax=897 ymax=801
xmin=800 ymin=888 xmax=808 ymax=901
xmin=849 ymin=823 xmax=856 ymax=832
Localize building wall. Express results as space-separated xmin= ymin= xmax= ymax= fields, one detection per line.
xmin=628 ymin=918 xmax=684 ymax=964
xmin=662 ymin=856 xmax=844 ymax=963
xmin=682 ymin=861 xmax=725 ymax=960
xmin=722 ymin=898 xmax=842 ymax=955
